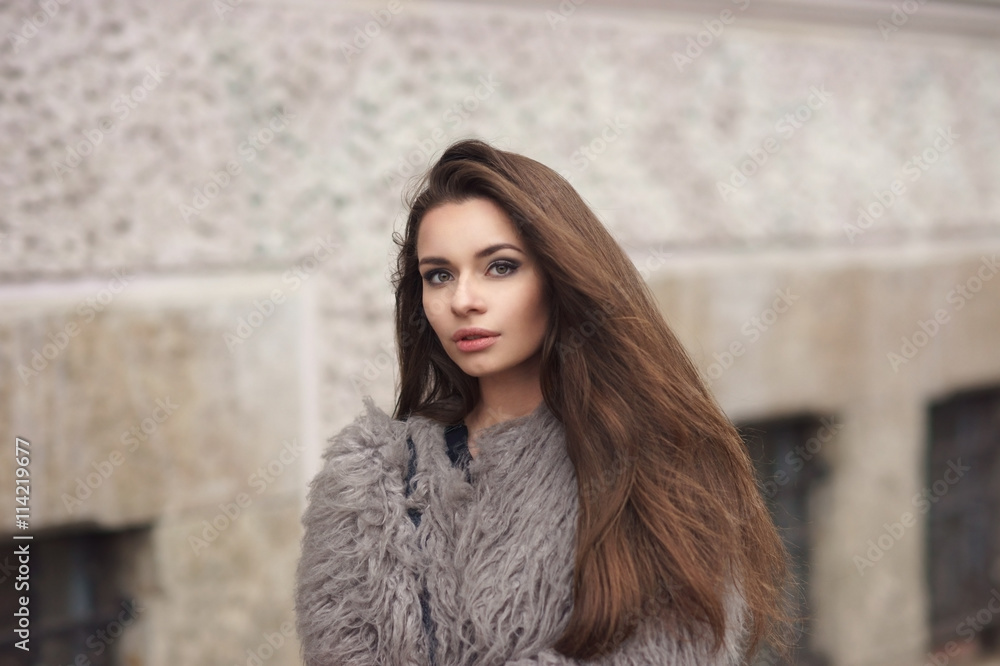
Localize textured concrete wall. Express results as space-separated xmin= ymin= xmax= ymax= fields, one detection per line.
xmin=3 ymin=0 xmax=999 ymax=427
xmin=2 ymin=0 xmax=999 ymax=664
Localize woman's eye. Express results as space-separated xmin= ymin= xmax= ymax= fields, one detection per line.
xmin=490 ymin=260 xmax=519 ymax=276
xmin=423 ymin=270 xmax=450 ymax=285
xmin=423 ymin=261 xmax=518 ymax=284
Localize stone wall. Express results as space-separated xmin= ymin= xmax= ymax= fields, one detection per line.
xmin=1 ymin=273 xmax=308 ymax=664
xmin=1 ymin=0 xmax=998 ymax=664
xmin=651 ymin=244 xmax=1000 ymax=665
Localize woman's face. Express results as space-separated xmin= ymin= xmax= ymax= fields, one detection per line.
xmin=416 ymin=197 xmax=549 ymax=385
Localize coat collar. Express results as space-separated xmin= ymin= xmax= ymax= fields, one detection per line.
xmin=402 ymin=398 xmax=562 ymax=475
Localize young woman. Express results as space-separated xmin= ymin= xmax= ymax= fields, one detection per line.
xmin=295 ymin=139 xmax=791 ymax=665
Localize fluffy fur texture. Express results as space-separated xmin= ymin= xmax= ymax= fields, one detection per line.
xmin=295 ymin=395 xmax=749 ymax=665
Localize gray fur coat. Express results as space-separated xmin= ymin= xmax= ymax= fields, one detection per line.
xmin=295 ymin=395 xmax=748 ymax=665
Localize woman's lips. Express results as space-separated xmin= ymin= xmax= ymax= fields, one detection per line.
xmin=456 ymin=335 xmax=498 ymax=352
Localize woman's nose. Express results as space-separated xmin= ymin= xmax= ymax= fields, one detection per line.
xmin=451 ymin=275 xmax=485 ymax=314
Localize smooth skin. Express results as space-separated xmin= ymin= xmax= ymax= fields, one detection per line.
xmin=416 ymin=197 xmax=550 ymax=458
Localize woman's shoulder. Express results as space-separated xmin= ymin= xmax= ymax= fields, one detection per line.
xmin=308 ymin=396 xmax=410 ymax=495
xmin=296 ymin=397 xmax=424 ymax=663
xmin=321 ymin=395 xmax=408 ymax=459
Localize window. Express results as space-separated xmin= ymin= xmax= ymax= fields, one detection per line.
xmin=740 ymin=414 xmax=834 ymax=666
xmin=0 ymin=525 xmax=149 ymax=665
xmin=926 ymin=385 xmax=1000 ymax=657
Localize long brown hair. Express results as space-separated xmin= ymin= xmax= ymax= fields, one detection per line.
xmin=390 ymin=139 xmax=791 ymax=660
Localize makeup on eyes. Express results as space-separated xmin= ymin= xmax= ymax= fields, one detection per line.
xmin=422 ymin=258 xmax=521 ymax=285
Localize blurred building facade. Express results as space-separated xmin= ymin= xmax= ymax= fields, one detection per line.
xmin=1 ymin=0 xmax=999 ymax=664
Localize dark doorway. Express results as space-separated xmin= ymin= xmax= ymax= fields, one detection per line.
xmin=927 ymin=385 xmax=1000 ymax=657
xmin=739 ymin=414 xmax=835 ymax=666
xmin=0 ymin=525 xmax=149 ymax=666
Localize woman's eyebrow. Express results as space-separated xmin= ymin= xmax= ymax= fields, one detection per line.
xmin=418 ymin=242 xmax=524 ymax=267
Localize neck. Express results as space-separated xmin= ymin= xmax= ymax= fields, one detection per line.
xmin=467 ymin=353 xmax=544 ymax=432
xmin=471 ymin=386 xmax=543 ymax=430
